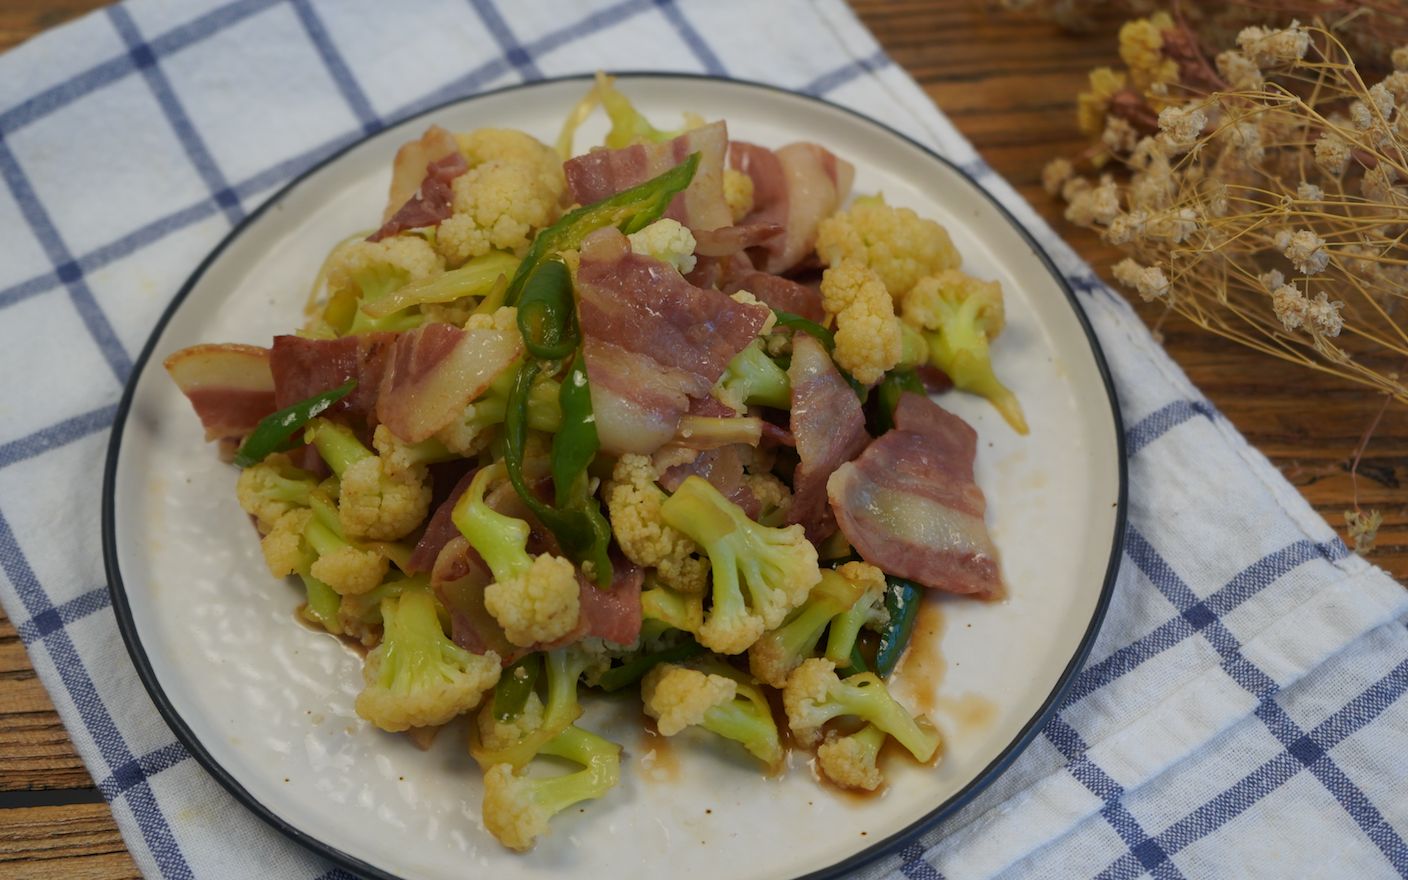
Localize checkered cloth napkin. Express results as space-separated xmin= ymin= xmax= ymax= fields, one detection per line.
xmin=1 ymin=1 xmax=1405 ymax=877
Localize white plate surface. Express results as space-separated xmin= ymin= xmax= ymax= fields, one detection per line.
xmin=105 ymin=75 xmax=1124 ymax=880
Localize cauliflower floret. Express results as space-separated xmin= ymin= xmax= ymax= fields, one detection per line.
xmin=355 ymin=588 xmax=501 ymax=733
xmin=337 ymin=454 xmax=432 ymax=541
xmin=436 ymin=162 xmax=558 ymax=265
xmin=477 ymin=692 xmax=546 ymax=752
xmin=743 ymin=471 xmax=792 ymax=524
xmin=901 ymin=269 xmax=1005 ymax=337
xmin=454 ymin=128 xmax=566 ymax=203
xmin=260 ymin=508 xmax=313 ymax=578
xmin=819 ymin=260 xmax=902 ymax=385
xmin=480 ymin=725 xmax=622 ymax=851
xmin=627 ymin=218 xmax=697 ymax=274
xmin=815 ymin=196 xmax=961 ymax=296
xmin=604 ymin=454 xmax=710 ymax=594
xmin=484 ymin=554 xmax=581 ymax=647
xmin=482 ymin=764 xmax=550 ymax=851
xmin=237 ymin=453 xmax=317 ymax=534
xmin=326 ymin=235 xmax=443 ymax=301
xmin=463 ymin=305 xmax=519 ymax=333
xmin=817 ymin=725 xmax=886 ymax=791
xmin=782 ymin=659 xmax=940 ymax=761
xmin=310 ymin=544 xmax=389 ymax=596
xmin=723 ymin=168 xmax=755 ymax=222
xmin=641 ymin=663 xmax=737 ymax=735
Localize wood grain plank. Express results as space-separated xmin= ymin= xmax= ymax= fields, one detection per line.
xmin=0 ymin=610 xmax=95 ymax=792
xmin=0 ymin=804 xmax=139 ymax=880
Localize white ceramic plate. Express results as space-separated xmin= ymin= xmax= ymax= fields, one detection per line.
xmin=104 ymin=74 xmax=1125 ymax=880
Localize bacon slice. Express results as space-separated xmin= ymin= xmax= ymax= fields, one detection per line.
xmin=828 ymin=393 xmax=1002 ymax=598
xmin=269 ymin=333 xmax=397 ymax=423
xmin=577 ymin=228 xmax=769 ymax=385
xmin=583 ymin=338 xmax=702 ymax=456
xmin=370 ymin=150 xmax=469 ymax=242
xmin=731 ymin=141 xmax=854 ymax=274
xmin=376 ymin=322 xmax=522 ymax=443
xmin=659 ymin=446 xmax=761 ymax=520
xmin=164 ymin=343 xmax=277 ymax=440
xmin=564 ymin=121 xmax=731 ymax=231
xmin=692 ymin=223 xmax=784 ymax=257
xmin=576 ymin=557 xmax=644 ymax=647
xmin=787 ymin=336 xmax=869 ymax=542
xmin=727 ymin=271 xmax=825 ymax=323
xmin=408 ymin=467 xmax=479 ymax=573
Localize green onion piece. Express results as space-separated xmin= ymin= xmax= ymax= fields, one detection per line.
xmin=516 ymin=259 xmax=579 ymax=361
xmin=505 ymin=152 xmax=700 ymax=306
xmin=493 ymin=654 xmax=543 ymax=721
xmin=234 ymin=379 xmax=356 ymax=468
xmin=596 ymin=640 xmax=705 ymax=693
xmin=873 ymin=576 xmax=923 ymax=678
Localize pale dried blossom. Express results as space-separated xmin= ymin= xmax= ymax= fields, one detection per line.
xmin=1146 ymin=207 xmax=1199 ymax=243
xmin=1066 ymin=175 xmax=1122 ymax=225
xmin=1296 ymin=181 xmax=1323 ymax=201
xmin=1112 ymin=257 xmax=1170 ymax=300
xmin=1223 ymin=121 xmax=1264 ymax=165
xmin=1158 ymin=104 xmax=1207 ymax=152
xmin=1105 ymin=209 xmax=1148 ymax=244
xmin=1344 ymin=509 xmax=1384 ymax=555
xmin=1361 ymin=164 xmax=1400 ymax=202
xmin=1306 ymin=292 xmax=1344 ymax=337
xmin=1102 ymin=115 xmax=1140 ymax=154
xmin=1236 ymin=22 xmax=1309 ymax=68
xmin=1275 ymin=229 xmax=1329 ymax=274
xmin=1368 ymin=83 xmax=1396 ymax=119
xmin=1272 ymin=283 xmax=1308 ymax=331
xmin=1313 ymin=134 xmax=1351 ymax=177
xmin=1259 ymin=269 xmax=1284 ymax=291
xmin=1042 ymin=158 xmax=1075 ymax=196
xmin=1382 ymin=72 xmax=1408 ymax=106
xmin=1216 ymin=50 xmax=1263 ymax=91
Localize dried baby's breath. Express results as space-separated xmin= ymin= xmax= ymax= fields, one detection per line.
xmin=1048 ymin=19 xmax=1408 ymax=404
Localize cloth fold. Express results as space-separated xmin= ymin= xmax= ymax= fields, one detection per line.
xmin=0 ymin=1 xmax=1404 ymax=878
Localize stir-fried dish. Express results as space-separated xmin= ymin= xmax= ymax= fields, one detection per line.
xmin=163 ymin=74 xmax=1025 ymax=853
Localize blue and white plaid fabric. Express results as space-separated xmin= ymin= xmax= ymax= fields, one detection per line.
xmin=1 ymin=1 xmax=1404 ymax=877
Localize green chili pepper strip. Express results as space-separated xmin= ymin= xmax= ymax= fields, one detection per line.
xmin=873 ymin=576 xmax=923 ymax=678
xmin=516 ymin=260 xmax=579 ymax=361
xmin=596 ymin=640 xmax=705 ymax=693
xmin=234 ymin=379 xmax=356 ymax=468
xmin=504 ymin=152 xmax=700 ymax=306
xmin=837 ymin=641 xmax=870 ymax=678
xmin=870 ymin=367 xmax=925 ymax=435
xmin=772 ymin=308 xmax=867 ymax=401
xmin=493 ymin=654 xmax=543 ymax=721
xmin=552 ymin=353 xmax=597 ymax=509
xmin=772 ymin=309 xmax=835 ymax=351
xmin=503 ymin=361 xmax=614 ymax=586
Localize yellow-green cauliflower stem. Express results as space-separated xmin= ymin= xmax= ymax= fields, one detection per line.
xmin=437 ymin=129 xmax=565 ymax=266
xmin=723 ymin=168 xmax=755 ymax=222
xmin=484 ymin=554 xmax=581 ymax=647
xmin=815 ymin=196 xmax=961 ymax=295
xmin=819 ymin=260 xmax=902 ymax=385
xmin=627 ymin=218 xmax=697 ymax=274
xmin=641 ymin=663 xmax=736 ymax=735
xmin=605 ymin=454 xmax=711 ymax=594
xmin=336 ymin=426 xmax=433 ymax=541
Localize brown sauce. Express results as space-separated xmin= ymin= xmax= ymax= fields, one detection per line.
xmin=637 ymin=716 xmax=682 ymax=783
xmin=930 ymin=692 xmax=998 ymax=736
xmin=292 ymin=606 xmax=370 ymax=658
xmin=892 ymin=598 xmax=946 ymax=715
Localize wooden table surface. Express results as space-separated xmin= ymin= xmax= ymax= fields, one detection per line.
xmin=1 ymin=2 xmax=1403 ymax=877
